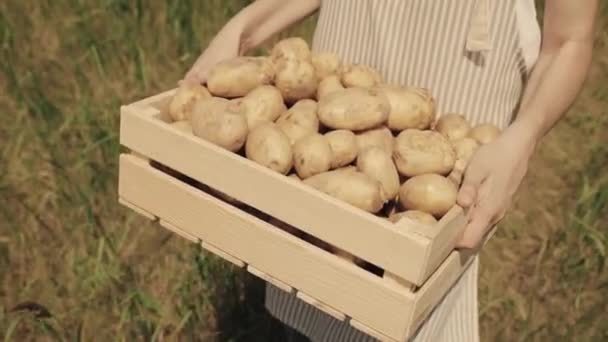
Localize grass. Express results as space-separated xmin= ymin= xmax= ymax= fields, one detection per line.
xmin=0 ymin=1 xmax=606 ymax=341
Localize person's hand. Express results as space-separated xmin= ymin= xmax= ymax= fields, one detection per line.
xmin=182 ymin=21 xmax=245 ymax=86
xmin=455 ymin=122 xmax=537 ymax=249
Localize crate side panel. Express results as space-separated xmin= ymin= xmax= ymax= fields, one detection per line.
xmin=118 ymin=154 xmax=413 ymax=339
xmin=119 ymin=109 xmax=429 ymax=284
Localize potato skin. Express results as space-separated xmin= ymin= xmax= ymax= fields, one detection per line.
xmin=399 ymin=174 xmax=457 ymax=218
xmin=317 ymin=75 xmax=345 ymax=100
xmin=168 ymin=84 xmax=211 ymax=121
xmin=190 ymin=97 xmax=248 ymax=152
xmin=170 ymin=120 xmax=193 ymax=134
xmin=447 ymin=137 xmax=480 ymax=186
xmin=304 ymin=168 xmax=385 ymax=213
xmin=245 ymin=122 xmax=293 ymax=175
xmin=341 ymin=64 xmax=383 ymax=88
xmin=276 ymin=99 xmax=319 ymax=145
xmin=207 ymin=57 xmax=274 ymax=98
xmin=393 ymin=129 xmax=456 ymax=177
xmin=434 ymin=113 xmax=471 ymax=141
xmin=274 ymin=59 xmax=318 ymax=103
xmin=468 ymin=123 xmax=501 ymax=145
xmin=318 ymin=87 xmax=390 ymax=131
xmin=355 ymin=126 xmax=394 ymax=155
xmin=357 ymin=147 xmax=400 ymax=201
xmin=325 ymin=130 xmax=357 ymax=168
xmin=271 ymin=37 xmax=312 ymax=63
xmin=312 ymin=52 xmax=342 ymax=79
xmin=293 ymin=134 xmax=333 ymax=179
xmin=389 ymin=210 xmax=438 ymax=225
xmin=375 ymin=85 xmax=436 ymax=131
xmin=240 ymin=85 xmax=286 ymax=129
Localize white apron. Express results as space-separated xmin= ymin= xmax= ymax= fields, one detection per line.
xmin=265 ymin=0 xmax=540 ymax=340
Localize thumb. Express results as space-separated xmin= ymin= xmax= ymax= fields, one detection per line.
xmin=457 ymin=162 xmax=487 ymax=207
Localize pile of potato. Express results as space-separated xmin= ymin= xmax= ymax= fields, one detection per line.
xmin=167 ymin=37 xmax=500 ymax=262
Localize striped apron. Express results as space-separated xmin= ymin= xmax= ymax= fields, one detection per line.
xmin=266 ymin=0 xmax=535 ymax=340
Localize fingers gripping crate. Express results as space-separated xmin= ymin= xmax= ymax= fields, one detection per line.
xmin=118 ymin=89 xmax=475 ymax=342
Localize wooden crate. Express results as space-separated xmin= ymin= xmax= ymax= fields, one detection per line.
xmin=118 ymin=89 xmax=476 ymax=341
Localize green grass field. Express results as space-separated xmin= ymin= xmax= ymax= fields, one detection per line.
xmin=0 ymin=1 xmax=606 ymax=341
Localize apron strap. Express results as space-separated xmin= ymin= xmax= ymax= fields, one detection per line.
xmin=466 ymin=0 xmax=492 ymax=52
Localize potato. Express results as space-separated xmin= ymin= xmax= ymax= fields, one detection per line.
xmin=388 ymin=210 xmax=438 ymax=225
xmin=275 ymin=59 xmax=318 ymax=103
xmin=468 ymin=123 xmax=501 ymax=144
xmin=207 ymin=57 xmax=274 ymax=98
xmin=168 ymin=83 xmax=211 ymax=121
xmin=355 ymin=126 xmax=394 ymax=155
xmin=312 ymin=52 xmax=342 ymax=79
xmin=304 ymin=167 xmax=385 ymax=213
xmin=357 ymin=147 xmax=400 ymax=201
xmin=170 ymin=120 xmax=193 ymax=134
xmin=434 ymin=113 xmax=471 ymax=141
xmin=399 ymin=174 xmax=457 ymax=218
xmin=245 ymin=122 xmax=293 ymax=174
xmin=276 ymin=99 xmax=319 ymax=145
xmin=341 ymin=64 xmax=383 ymax=88
xmin=293 ymin=134 xmax=333 ymax=179
xmin=393 ymin=129 xmax=456 ymax=177
xmin=271 ymin=37 xmax=311 ymax=63
xmin=318 ymin=87 xmax=390 ymax=131
xmin=317 ymin=75 xmax=345 ymax=100
xmin=375 ymin=85 xmax=436 ymax=131
xmin=239 ymin=85 xmax=286 ymax=129
xmin=191 ymin=97 xmax=248 ymax=152
xmin=447 ymin=137 xmax=480 ymax=186
xmin=325 ymin=130 xmax=357 ymax=168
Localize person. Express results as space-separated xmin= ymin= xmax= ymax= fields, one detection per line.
xmin=182 ymin=0 xmax=598 ymax=341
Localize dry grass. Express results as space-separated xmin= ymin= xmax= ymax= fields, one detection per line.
xmin=0 ymin=1 xmax=606 ymax=341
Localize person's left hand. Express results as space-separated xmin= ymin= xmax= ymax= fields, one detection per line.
xmin=455 ymin=122 xmax=538 ymax=249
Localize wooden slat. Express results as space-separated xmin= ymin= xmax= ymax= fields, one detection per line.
xmin=409 ymin=251 xmax=474 ymax=337
xmin=159 ymin=219 xmax=199 ymax=243
xmin=118 ymin=154 xmax=414 ymax=339
xmin=202 ymin=241 xmax=246 ymax=268
xmin=119 ymin=101 xmax=430 ymax=285
xmin=119 ymin=198 xmax=156 ymax=221
xmin=408 ymin=206 xmax=467 ymax=284
xmin=248 ymin=265 xmax=293 ymax=293
xmin=350 ymin=320 xmax=397 ymax=342
xmin=296 ymin=292 xmax=346 ymax=321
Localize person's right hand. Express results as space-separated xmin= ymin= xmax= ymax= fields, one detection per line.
xmin=182 ymin=22 xmax=244 ymax=86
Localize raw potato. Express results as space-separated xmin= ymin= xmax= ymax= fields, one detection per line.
xmin=304 ymin=167 xmax=385 ymax=213
xmin=356 ymin=127 xmax=394 ymax=155
xmin=170 ymin=120 xmax=193 ymax=134
xmin=447 ymin=137 xmax=480 ymax=186
xmin=168 ymin=84 xmax=211 ymax=121
xmin=245 ymin=122 xmax=293 ymax=174
xmin=393 ymin=129 xmax=456 ymax=177
xmin=389 ymin=210 xmax=438 ymax=225
xmin=435 ymin=113 xmax=471 ymax=141
xmin=271 ymin=37 xmax=311 ymax=63
xmin=318 ymin=87 xmax=390 ymax=131
xmin=317 ymin=75 xmax=345 ymax=100
xmin=375 ymin=85 xmax=436 ymax=131
xmin=275 ymin=59 xmax=318 ymax=103
xmin=325 ymin=130 xmax=357 ymax=168
xmin=468 ymin=123 xmax=501 ymax=144
xmin=399 ymin=174 xmax=458 ymax=218
xmin=341 ymin=64 xmax=383 ymax=88
xmin=239 ymin=85 xmax=287 ymax=129
xmin=276 ymin=99 xmax=319 ymax=145
xmin=293 ymin=134 xmax=333 ymax=179
xmin=357 ymin=147 xmax=400 ymax=201
xmin=312 ymin=52 xmax=342 ymax=79
xmin=191 ymin=97 xmax=248 ymax=152
xmin=207 ymin=57 xmax=274 ymax=98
